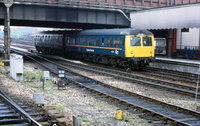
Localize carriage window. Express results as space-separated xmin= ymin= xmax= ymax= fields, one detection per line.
xmin=75 ymin=38 xmax=79 ymax=45
xmin=88 ymin=37 xmax=93 ymax=46
xmin=59 ymin=37 xmax=62 ymax=43
xmin=106 ymin=37 xmax=112 ymax=47
xmin=69 ymin=38 xmax=75 ymax=44
xmin=130 ymin=37 xmax=141 ymax=46
xmin=102 ymin=38 xmax=104 ymax=46
xmin=143 ymin=37 xmax=152 ymax=46
xmin=51 ymin=36 xmax=54 ymax=42
xmin=114 ymin=37 xmax=120 ymax=47
xmin=82 ymin=37 xmax=86 ymax=45
xmin=95 ymin=37 xmax=99 ymax=46
xmin=122 ymin=38 xmax=125 ymax=47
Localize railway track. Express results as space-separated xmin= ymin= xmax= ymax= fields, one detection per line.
xmin=12 ymin=50 xmax=200 ymax=126
xmin=140 ymin=67 xmax=198 ymax=84
xmin=40 ymin=56 xmax=200 ymax=99
xmin=0 ymin=81 xmax=42 ymax=126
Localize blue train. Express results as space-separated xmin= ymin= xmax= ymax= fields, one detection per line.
xmin=34 ymin=28 xmax=155 ymax=71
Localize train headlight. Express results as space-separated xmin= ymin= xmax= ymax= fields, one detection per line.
xmin=150 ymin=50 xmax=153 ymax=54
xmin=131 ymin=51 xmax=133 ymax=54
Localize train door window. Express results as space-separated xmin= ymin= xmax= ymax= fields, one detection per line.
xmin=48 ymin=36 xmax=51 ymax=43
xmin=114 ymin=37 xmax=120 ymax=48
xmin=88 ymin=36 xmax=93 ymax=46
xmin=122 ymin=38 xmax=125 ymax=47
xmin=45 ymin=36 xmax=48 ymax=42
xmin=102 ymin=38 xmax=104 ymax=46
xmin=130 ymin=37 xmax=141 ymax=46
xmin=65 ymin=36 xmax=68 ymax=44
xmin=95 ymin=37 xmax=99 ymax=46
xmin=82 ymin=36 xmax=86 ymax=45
xmin=42 ymin=36 xmax=44 ymax=42
xmin=142 ymin=36 xmax=152 ymax=46
xmin=106 ymin=37 xmax=112 ymax=47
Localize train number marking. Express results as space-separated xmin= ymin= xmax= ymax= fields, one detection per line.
xmin=115 ymin=50 xmax=119 ymax=55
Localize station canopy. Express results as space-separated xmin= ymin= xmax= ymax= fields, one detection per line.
xmin=130 ymin=3 xmax=200 ymax=30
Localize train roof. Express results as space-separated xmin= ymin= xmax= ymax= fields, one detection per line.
xmin=75 ymin=28 xmax=153 ymax=36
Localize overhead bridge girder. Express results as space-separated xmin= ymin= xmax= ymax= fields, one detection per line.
xmin=0 ymin=3 xmax=130 ymax=29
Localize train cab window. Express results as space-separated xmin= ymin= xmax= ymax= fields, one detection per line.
xmin=102 ymin=38 xmax=104 ymax=46
xmin=88 ymin=37 xmax=93 ymax=46
xmin=95 ymin=37 xmax=99 ymax=46
xmin=82 ymin=37 xmax=86 ymax=45
xmin=114 ymin=37 xmax=120 ymax=48
xmin=143 ymin=37 xmax=152 ymax=46
xmin=106 ymin=37 xmax=112 ymax=47
xmin=130 ymin=37 xmax=141 ymax=46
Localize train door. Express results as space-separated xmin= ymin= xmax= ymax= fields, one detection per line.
xmin=76 ymin=37 xmax=81 ymax=52
xmin=100 ymin=36 xmax=105 ymax=54
xmin=62 ymin=35 xmax=66 ymax=50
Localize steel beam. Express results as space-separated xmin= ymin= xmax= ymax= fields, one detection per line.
xmin=166 ymin=0 xmax=169 ymax=6
xmin=142 ymin=0 xmax=144 ymax=6
xmin=150 ymin=0 xmax=153 ymax=7
xmin=159 ymin=0 xmax=161 ymax=7
xmin=0 ymin=4 xmax=130 ymax=29
xmin=133 ymin=0 xmax=136 ymax=6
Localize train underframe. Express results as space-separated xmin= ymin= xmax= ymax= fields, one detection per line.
xmin=67 ymin=51 xmax=154 ymax=72
xmin=36 ymin=46 xmax=154 ymax=71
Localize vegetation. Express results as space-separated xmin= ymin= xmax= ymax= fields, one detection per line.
xmin=97 ymin=102 xmax=105 ymax=106
xmin=55 ymin=103 xmax=65 ymax=113
xmin=81 ymin=115 xmax=89 ymax=122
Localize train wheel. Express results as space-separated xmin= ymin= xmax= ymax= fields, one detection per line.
xmin=131 ymin=61 xmax=135 ymax=71
xmin=112 ymin=62 xmax=117 ymax=68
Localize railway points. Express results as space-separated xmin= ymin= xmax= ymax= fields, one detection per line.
xmin=0 ymin=39 xmax=200 ymax=125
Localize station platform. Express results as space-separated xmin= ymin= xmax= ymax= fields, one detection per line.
xmin=149 ymin=56 xmax=200 ymax=74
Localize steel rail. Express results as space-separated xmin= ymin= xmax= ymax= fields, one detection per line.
xmin=142 ymin=67 xmax=198 ymax=83
xmin=155 ymin=59 xmax=200 ymax=67
xmin=0 ymin=89 xmax=42 ymax=126
xmin=43 ymin=57 xmax=200 ymax=98
xmin=13 ymin=50 xmax=200 ymax=126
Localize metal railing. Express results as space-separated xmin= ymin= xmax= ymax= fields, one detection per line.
xmin=12 ymin=0 xmax=152 ymax=10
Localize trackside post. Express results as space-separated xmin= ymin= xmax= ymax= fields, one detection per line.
xmin=195 ymin=64 xmax=200 ymax=103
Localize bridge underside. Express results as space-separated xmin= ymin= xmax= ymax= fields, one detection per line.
xmin=0 ymin=3 xmax=130 ymax=29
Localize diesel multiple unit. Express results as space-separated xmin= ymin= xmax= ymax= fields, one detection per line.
xmin=34 ymin=28 xmax=155 ymax=71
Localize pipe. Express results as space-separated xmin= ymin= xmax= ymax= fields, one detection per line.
xmin=173 ymin=28 xmax=176 ymax=52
